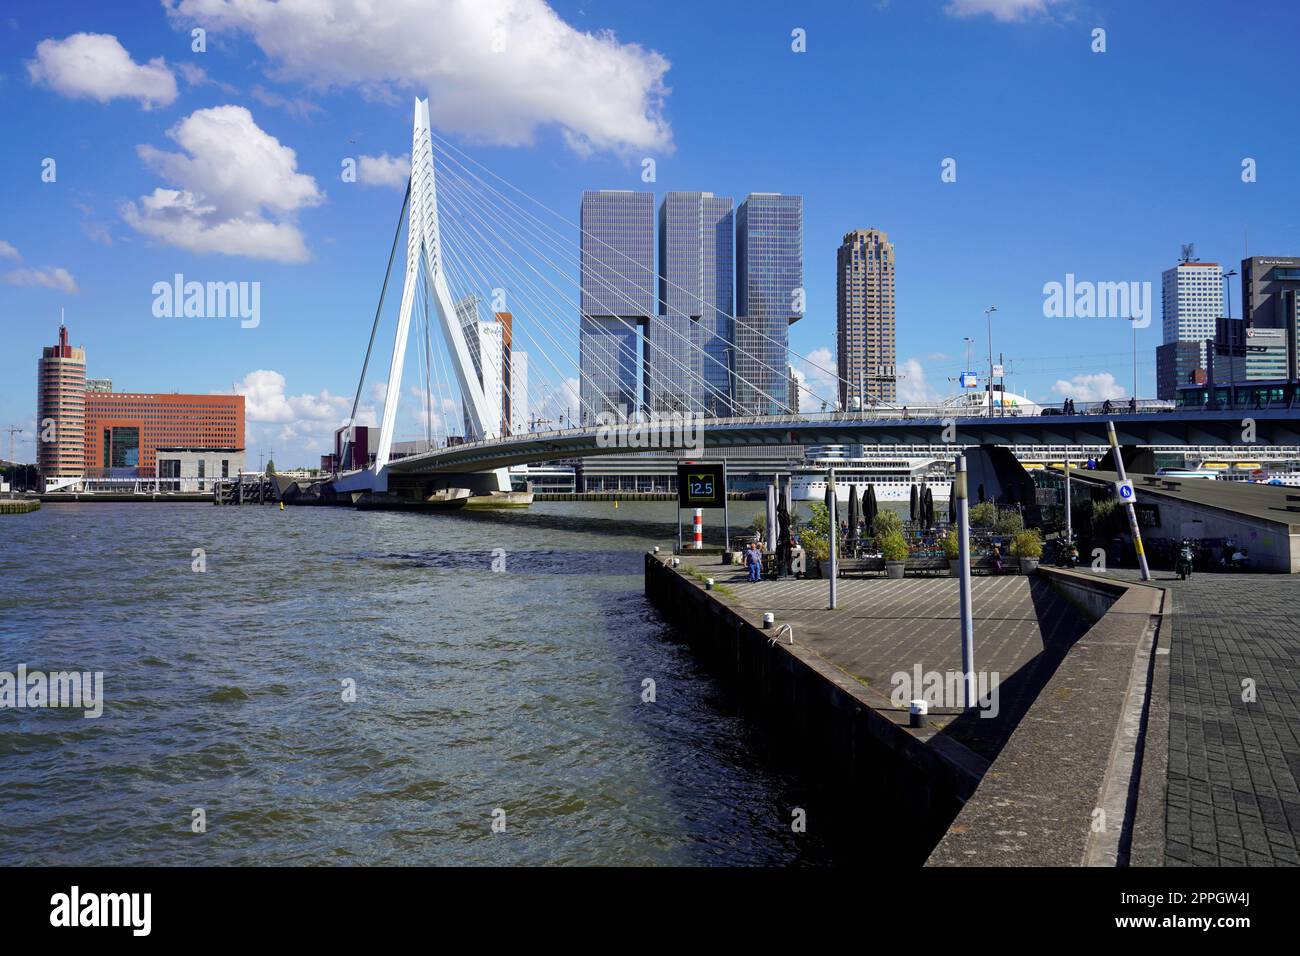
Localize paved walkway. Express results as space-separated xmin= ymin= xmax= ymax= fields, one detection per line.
xmin=1107 ymin=568 xmax=1300 ymax=866
xmin=691 ymin=560 xmax=1089 ymax=761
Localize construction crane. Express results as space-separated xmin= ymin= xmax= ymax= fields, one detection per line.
xmin=2 ymin=425 xmax=21 ymax=466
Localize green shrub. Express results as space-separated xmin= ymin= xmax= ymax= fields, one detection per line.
xmin=750 ymin=512 xmax=766 ymax=534
xmin=799 ymin=530 xmax=829 ymax=561
xmin=941 ymin=529 xmax=960 ymax=560
xmin=995 ymin=509 xmax=1024 ymax=536
xmin=871 ymin=509 xmax=902 ymax=537
xmin=878 ymin=529 xmax=909 ymax=562
xmin=1011 ymin=529 xmax=1043 ymax=558
xmin=797 ymin=501 xmax=830 ymax=560
xmin=969 ymin=501 xmax=997 ymax=527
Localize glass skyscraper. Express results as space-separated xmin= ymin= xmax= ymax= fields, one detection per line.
xmin=647 ymin=192 xmax=734 ymax=416
xmin=734 ymin=193 xmax=802 ymax=416
xmin=579 ymin=190 xmax=654 ymax=423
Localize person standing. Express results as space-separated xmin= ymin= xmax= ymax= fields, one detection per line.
xmin=745 ymin=542 xmax=762 ymax=582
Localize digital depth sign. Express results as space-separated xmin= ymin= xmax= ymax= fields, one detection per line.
xmin=676 ymin=462 xmax=727 ymax=509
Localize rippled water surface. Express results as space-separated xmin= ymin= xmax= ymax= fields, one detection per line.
xmin=0 ymin=500 xmax=837 ymax=865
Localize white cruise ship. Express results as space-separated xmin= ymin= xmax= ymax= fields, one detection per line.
xmin=789 ymin=446 xmax=951 ymax=503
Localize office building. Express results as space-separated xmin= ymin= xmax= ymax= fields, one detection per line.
xmin=735 ymin=193 xmax=803 ymax=416
xmin=647 ymin=192 xmax=734 ymax=416
xmin=155 ymin=447 xmax=246 ymax=492
xmin=787 ymin=364 xmax=804 ymax=414
xmin=1156 ymin=341 xmax=1205 ymax=401
xmin=579 ymin=190 xmax=654 ymax=423
xmin=1161 ymin=258 xmax=1222 ymax=371
xmin=36 ymin=324 xmax=86 ymax=480
xmin=1241 ymin=256 xmax=1300 ymax=329
xmin=1240 ymin=256 xmax=1300 ymax=380
xmin=836 ymin=229 xmax=897 ymax=407
xmin=456 ymin=296 xmax=504 ymax=440
xmin=509 ymin=351 xmax=529 ymax=434
xmin=84 ymin=391 xmax=244 ymax=475
xmin=85 ymin=378 xmax=113 ymax=393
xmin=497 ymin=312 xmax=515 ymax=436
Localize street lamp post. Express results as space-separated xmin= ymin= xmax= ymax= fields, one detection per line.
xmin=1224 ymin=269 xmax=1239 ymax=408
xmin=1128 ymin=315 xmax=1139 ymax=404
xmin=984 ymin=306 xmax=997 ymax=416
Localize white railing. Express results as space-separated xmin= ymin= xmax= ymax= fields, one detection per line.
xmin=393 ymin=399 xmax=1188 ymax=463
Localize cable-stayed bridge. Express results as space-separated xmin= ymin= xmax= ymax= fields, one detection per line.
xmin=332 ymin=99 xmax=1300 ymax=500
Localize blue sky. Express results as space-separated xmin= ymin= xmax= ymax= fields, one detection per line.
xmin=2 ymin=0 xmax=1297 ymax=466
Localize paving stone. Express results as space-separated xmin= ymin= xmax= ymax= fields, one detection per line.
xmin=1101 ymin=569 xmax=1300 ymax=866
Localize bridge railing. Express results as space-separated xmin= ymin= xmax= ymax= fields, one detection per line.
xmin=393 ymin=399 xmax=1190 ymax=461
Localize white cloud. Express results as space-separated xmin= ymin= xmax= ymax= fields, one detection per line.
xmin=121 ymin=105 xmax=322 ymax=262
xmin=225 ymin=369 xmax=374 ymax=465
xmin=165 ymin=0 xmax=673 ymax=155
xmin=250 ymin=84 xmax=325 ymax=122
xmin=0 ymin=240 xmax=18 ymax=259
xmin=359 ymin=153 xmax=411 ymax=189
xmin=177 ymin=61 xmax=240 ymax=95
xmin=897 ymin=358 xmax=942 ymax=405
xmin=532 ymin=376 xmax=581 ymax=426
xmin=943 ymin=0 xmax=1062 ymax=22
xmin=1051 ymin=372 xmax=1126 ymax=402
xmin=794 ymin=347 xmax=840 ymax=409
xmin=27 ymin=33 xmax=177 ymax=107
xmin=233 ymin=369 xmax=349 ymax=424
xmin=2 ymin=266 xmax=78 ymax=293
xmin=82 ymin=221 xmax=114 ymax=245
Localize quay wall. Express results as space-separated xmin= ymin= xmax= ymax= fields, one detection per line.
xmin=644 ymin=553 xmax=985 ymax=863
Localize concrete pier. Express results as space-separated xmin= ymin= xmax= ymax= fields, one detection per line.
xmin=645 ymin=554 xmax=1168 ymax=865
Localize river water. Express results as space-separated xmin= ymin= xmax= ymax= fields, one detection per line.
xmin=0 ymin=500 xmax=842 ymax=866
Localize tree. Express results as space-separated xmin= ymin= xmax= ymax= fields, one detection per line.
xmin=265 ymin=459 xmax=277 ymax=476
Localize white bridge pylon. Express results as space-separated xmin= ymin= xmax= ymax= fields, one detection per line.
xmin=350 ymin=98 xmax=509 ymax=494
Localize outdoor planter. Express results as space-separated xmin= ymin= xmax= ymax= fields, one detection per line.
xmin=1018 ymin=556 xmax=1040 ymax=574
xmin=886 ymin=561 xmax=906 ymax=579
xmin=948 ymin=559 xmax=962 ymax=576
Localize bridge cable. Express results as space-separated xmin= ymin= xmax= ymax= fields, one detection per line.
xmin=341 ymin=178 xmax=411 ymax=471
xmin=425 ymin=130 xmax=850 ymax=410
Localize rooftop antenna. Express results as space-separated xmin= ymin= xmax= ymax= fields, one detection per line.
xmin=1179 ymin=243 xmax=1199 ymax=264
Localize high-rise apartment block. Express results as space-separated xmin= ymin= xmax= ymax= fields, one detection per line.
xmin=36 ymin=324 xmax=86 ymax=479
xmin=836 ymin=229 xmax=896 ymax=408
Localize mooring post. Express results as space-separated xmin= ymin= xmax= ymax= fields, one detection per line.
xmin=722 ymin=458 xmax=730 ymax=553
xmin=955 ymin=454 xmax=976 ymax=709
xmin=828 ymin=467 xmax=838 ymax=610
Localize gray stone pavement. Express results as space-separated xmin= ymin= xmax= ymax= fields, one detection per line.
xmin=684 ymin=559 xmax=1089 ymax=760
xmin=1100 ymin=568 xmax=1300 ymax=866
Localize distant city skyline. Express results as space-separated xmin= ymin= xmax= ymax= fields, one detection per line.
xmin=4 ymin=0 xmax=1299 ymax=464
